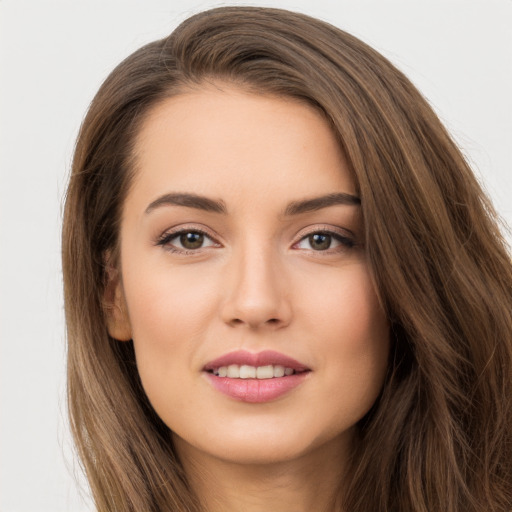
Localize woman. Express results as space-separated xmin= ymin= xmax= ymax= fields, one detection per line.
xmin=62 ymin=6 xmax=512 ymax=511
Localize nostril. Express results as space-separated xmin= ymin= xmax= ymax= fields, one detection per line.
xmin=229 ymin=317 xmax=281 ymax=328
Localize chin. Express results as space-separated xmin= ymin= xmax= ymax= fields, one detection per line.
xmin=173 ymin=419 xmax=354 ymax=467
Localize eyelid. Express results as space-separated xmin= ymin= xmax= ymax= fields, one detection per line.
xmin=291 ymin=224 xmax=357 ymax=252
xmin=293 ymin=224 xmax=355 ymax=242
xmin=155 ymin=223 xmax=358 ymax=253
xmin=155 ymin=224 xmax=223 ymax=251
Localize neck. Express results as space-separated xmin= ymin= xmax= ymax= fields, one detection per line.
xmin=175 ymin=434 xmax=351 ymax=512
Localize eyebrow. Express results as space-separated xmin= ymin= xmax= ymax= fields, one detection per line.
xmin=144 ymin=191 xmax=361 ymax=216
xmin=283 ymin=192 xmax=361 ymax=215
xmin=145 ymin=193 xmax=227 ymax=214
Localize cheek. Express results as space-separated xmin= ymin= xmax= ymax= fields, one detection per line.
xmin=304 ymin=264 xmax=389 ymax=402
xmin=126 ymin=262 xmax=218 ymax=341
xmin=122 ymin=265 xmax=221 ymax=406
xmin=302 ymin=261 xmax=388 ymax=347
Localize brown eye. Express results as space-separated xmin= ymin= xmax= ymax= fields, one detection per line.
xmin=308 ymin=233 xmax=332 ymax=250
xmin=157 ymin=229 xmax=218 ymax=253
xmin=180 ymin=232 xmax=204 ymax=249
xmin=294 ymin=230 xmax=355 ymax=252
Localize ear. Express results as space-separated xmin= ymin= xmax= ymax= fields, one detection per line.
xmin=103 ymin=259 xmax=132 ymax=342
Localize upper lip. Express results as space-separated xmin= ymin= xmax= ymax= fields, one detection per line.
xmin=203 ymin=350 xmax=310 ymax=372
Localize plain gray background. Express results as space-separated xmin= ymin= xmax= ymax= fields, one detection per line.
xmin=1 ymin=1 xmax=511 ymax=510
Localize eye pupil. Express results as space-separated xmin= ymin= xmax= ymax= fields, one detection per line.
xmin=309 ymin=233 xmax=331 ymax=250
xmin=180 ymin=232 xmax=204 ymax=249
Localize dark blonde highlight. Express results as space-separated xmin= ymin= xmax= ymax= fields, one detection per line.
xmin=63 ymin=6 xmax=512 ymax=511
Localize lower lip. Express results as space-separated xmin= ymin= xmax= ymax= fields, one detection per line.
xmin=204 ymin=372 xmax=309 ymax=403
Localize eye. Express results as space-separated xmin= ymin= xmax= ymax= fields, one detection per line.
xmin=294 ymin=231 xmax=355 ymax=251
xmin=157 ymin=229 xmax=218 ymax=253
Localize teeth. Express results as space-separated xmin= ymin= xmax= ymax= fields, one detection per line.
xmin=256 ymin=365 xmax=273 ymax=379
xmin=240 ymin=365 xmax=256 ymax=379
xmin=227 ymin=364 xmax=239 ymax=378
xmin=213 ymin=364 xmax=295 ymax=379
xmin=273 ymin=365 xmax=285 ymax=378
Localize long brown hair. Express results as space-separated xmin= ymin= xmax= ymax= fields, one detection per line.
xmin=62 ymin=6 xmax=512 ymax=511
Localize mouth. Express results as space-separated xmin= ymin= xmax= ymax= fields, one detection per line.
xmin=203 ymin=350 xmax=311 ymax=403
xmin=208 ymin=364 xmax=298 ymax=379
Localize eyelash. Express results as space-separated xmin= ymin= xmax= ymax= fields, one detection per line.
xmin=155 ymin=226 xmax=357 ymax=255
xmin=156 ymin=227 xmax=218 ymax=255
xmin=293 ymin=229 xmax=356 ymax=253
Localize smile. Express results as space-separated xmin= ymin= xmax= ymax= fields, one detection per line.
xmin=211 ymin=364 xmax=295 ymax=379
xmin=203 ymin=350 xmax=311 ymax=403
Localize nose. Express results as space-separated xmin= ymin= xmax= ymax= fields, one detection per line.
xmin=220 ymin=244 xmax=292 ymax=330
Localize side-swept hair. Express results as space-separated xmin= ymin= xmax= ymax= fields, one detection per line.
xmin=62 ymin=6 xmax=512 ymax=511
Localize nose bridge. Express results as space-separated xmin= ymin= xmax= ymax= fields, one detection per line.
xmin=221 ymin=233 xmax=291 ymax=329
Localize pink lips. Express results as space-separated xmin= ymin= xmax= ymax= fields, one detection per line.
xmin=203 ymin=350 xmax=310 ymax=403
xmin=204 ymin=350 xmax=309 ymax=372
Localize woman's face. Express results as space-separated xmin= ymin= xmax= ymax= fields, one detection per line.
xmin=110 ymin=85 xmax=389 ymax=465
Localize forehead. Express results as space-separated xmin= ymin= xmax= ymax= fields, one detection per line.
xmin=129 ymin=85 xmax=356 ymax=210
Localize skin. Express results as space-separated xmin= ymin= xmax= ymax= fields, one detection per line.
xmin=107 ymin=85 xmax=390 ymax=511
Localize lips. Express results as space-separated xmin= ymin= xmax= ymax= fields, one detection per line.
xmin=204 ymin=350 xmax=309 ymax=370
xmin=203 ymin=350 xmax=311 ymax=403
